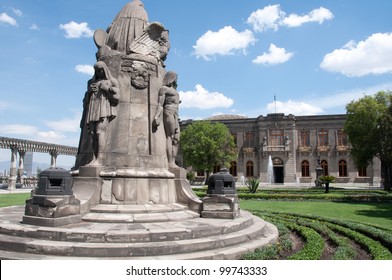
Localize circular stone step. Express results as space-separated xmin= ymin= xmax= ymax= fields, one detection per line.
xmin=0 ymin=206 xmax=279 ymax=259
xmin=83 ymin=203 xmax=200 ymax=223
xmin=82 ymin=210 xmax=200 ymax=223
xmin=90 ymin=203 xmax=189 ymax=214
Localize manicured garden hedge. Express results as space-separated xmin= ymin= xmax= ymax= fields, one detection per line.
xmin=243 ymin=210 xmax=392 ymax=260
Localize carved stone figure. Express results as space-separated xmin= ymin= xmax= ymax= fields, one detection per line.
xmin=72 ymin=0 xmax=200 ymax=210
xmin=84 ymin=61 xmax=119 ymax=166
xmin=153 ymin=71 xmax=180 ymax=168
xmin=93 ymin=0 xmax=170 ymax=65
xmin=94 ymin=0 xmax=148 ymax=57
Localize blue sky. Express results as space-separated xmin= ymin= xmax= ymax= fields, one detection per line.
xmin=1 ymin=0 xmax=392 ymax=167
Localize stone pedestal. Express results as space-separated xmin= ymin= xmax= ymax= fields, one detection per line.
xmin=202 ymin=168 xmax=240 ymax=219
xmin=23 ymin=167 xmax=81 ymax=226
xmin=23 ymin=195 xmax=81 ymax=227
xmin=99 ymin=173 xmax=178 ymax=205
xmin=201 ymin=195 xmax=240 ymax=219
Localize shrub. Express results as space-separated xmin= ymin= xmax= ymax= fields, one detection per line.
xmin=326 ymin=223 xmax=392 ymax=260
xmin=245 ymin=177 xmax=260 ymax=194
xmin=318 ymin=175 xmax=336 ymax=183
xmin=186 ymin=172 xmax=195 ymax=182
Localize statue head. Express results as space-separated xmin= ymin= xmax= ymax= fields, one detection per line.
xmin=115 ymin=0 xmax=148 ymax=22
xmin=163 ymin=71 xmax=178 ymax=88
xmin=94 ymin=61 xmax=110 ymax=80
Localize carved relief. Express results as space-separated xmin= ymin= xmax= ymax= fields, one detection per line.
xmin=121 ymin=59 xmax=158 ymax=89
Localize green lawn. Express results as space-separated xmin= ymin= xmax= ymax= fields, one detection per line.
xmin=0 ymin=193 xmax=31 ymax=208
xmin=241 ymin=200 xmax=392 ymax=230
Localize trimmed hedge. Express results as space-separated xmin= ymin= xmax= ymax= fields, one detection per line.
xmin=326 ymin=223 xmax=392 ymax=260
xmin=193 ymin=187 xmax=392 ymax=202
xmin=242 ymin=219 xmax=292 ymax=260
xmin=237 ymin=193 xmax=392 ymax=201
xmin=247 ymin=210 xmax=392 ymax=260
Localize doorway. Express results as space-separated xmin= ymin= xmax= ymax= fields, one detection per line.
xmin=273 ymin=166 xmax=284 ymax=184
xmin=272 ymin=157 xmax=284 ymax=184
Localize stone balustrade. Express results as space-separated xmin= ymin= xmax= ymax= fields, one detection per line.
xmin=0 ymin=136 xmax=78 ymax=190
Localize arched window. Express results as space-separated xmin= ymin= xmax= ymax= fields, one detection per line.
xmin=301 ymin=160 xmax=310 ymax=177
xmin=339 ymin=160 xmax=348 ymax=177
xmin=321 ymin=160 xmax=329 ymax=176
xmin=213 ymin=164 xmax=220 ymax=174
xmin=246 ymin=161 xmax=254 ymax=177
xmin=230 ymin=161 xmax=237 ymax=177
xmin=358 ymin=167 xmax=367 ymax=177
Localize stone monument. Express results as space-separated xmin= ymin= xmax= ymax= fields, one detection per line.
xmin=0 ymin=1 xmax=278 ymax=260
xmin=71 ymin=0 xmax=200 ymax=213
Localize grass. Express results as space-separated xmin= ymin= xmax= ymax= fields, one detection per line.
xmin=241 ymin=200 xmax=392 ymax=230
xmin=0 ymin=193 xmax=31 ymax=208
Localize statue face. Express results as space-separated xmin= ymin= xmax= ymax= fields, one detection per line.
xmin=95 ymin=67 xmax=105 ymax=79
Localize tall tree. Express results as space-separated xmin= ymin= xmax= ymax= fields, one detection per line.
xmin=344 ymin=91 xmax=392 ymax=191
xmin=180 ymin=120 xmax=237 ymax=180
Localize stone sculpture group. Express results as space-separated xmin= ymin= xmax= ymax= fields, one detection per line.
xmin=69 ymin=0 xmax=198 ymax=213
xmin=12 ymin=0 xmax=278 ymax=259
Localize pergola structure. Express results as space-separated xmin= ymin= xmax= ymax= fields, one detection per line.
xmin=0 ymin=136 xmax=78 ymax=190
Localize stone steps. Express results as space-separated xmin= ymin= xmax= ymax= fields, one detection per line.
xmin=0 ymin=222 xmax=278 ymax=260
xmin=0 ymin=211 xmax=255 ymax=244
xmin=0 ymin=206 xmax=279 ymax=259
xmin=82 ymin=203 xmax=200 ymax=223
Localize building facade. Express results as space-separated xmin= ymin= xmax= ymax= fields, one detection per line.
xmin=180 ymin=113 xmax=382 ymax=187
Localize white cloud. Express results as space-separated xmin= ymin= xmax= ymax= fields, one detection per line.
xmin=30 ymin=24 xmax=39 ymax=30
xmin=253 ymin=44 xmax=294 ymax=65
xmin=45 ymin=112 xmax=82 ymax=133
xmin=75 ymin=64 xmax=94 ymax=76
xmin=247 ymin=5 xmax=333 ymax=32
xmin=320 ymin=32 xmax=392 ymax=77
xmin=267 ymin=100 xmax=323 ymax=116
xmin=247 ymin=5 xmax=285 ymax=32
xmin=0 ymin=124 xmax=38 ymax=135
xmin=37 ymin=131 xmax=66 ymax=141
xmin=0 ymin=13 xmax=17 ymax=26
xmin=0 ymin=101 xmax=9 ymax=112
xmin=0 ymin=124 xmax=65 ymax=143
xmin=282 ymin=7 xmax=334 ymax=27
xmin=11 ymin=8 xmax=23 ymax=17
xmin=0 ymin=112 xmax=81 ymax=145
xmin=312 ymin=83 xmax=392 ymax=110
xmin=59 ymin=21 xmax=94 ymax=39
xmin=179 ymin=84 xmax=234 ymax=110
xmin=193 ymin=26 xmax=256 ymax=60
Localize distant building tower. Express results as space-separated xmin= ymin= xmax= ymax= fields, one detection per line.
xmin=24 ymin=152 xmax=33 ymax=177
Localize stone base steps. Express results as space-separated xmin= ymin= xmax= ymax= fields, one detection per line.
xmin=83 ymin=203 xmax=200 ymax=223
xmin=0 ymin=222 xmax=278 ymax=260
xmin=0 ymin=206 xmax=279 ymax=260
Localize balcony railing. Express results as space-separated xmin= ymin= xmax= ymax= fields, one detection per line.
xmin=317 ymin=145 xmax=331 ymax=152
xmin=265 ymin=145 xmax=287 ymax=152
xmin=298 ymin=146 xmax=312 ymax=152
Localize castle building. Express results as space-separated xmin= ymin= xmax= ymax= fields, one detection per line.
xmin=180 ymin=113 xmax=382 ymax=187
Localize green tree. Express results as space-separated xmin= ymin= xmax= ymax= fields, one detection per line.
xmin=180 ymin=121 xmax=238 ymax=180
xmin=344 ymin=91 xmax=392 ymax=191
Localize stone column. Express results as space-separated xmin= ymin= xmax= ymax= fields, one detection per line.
xmin=18 ymin=150 xmax=26 ymax=184
xmin=8 ymin=146 xmax=18 ymax=191
xmin=50 ymin=150 xmax=58 ymax=168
